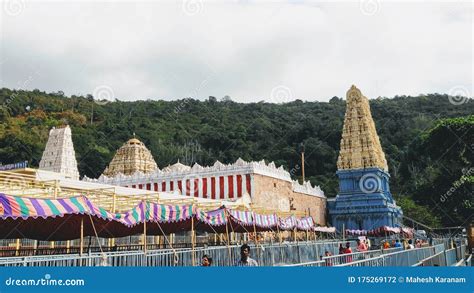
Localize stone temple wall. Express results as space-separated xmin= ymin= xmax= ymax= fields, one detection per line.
xmin=251 ymin=174 xmax=326 ymax=225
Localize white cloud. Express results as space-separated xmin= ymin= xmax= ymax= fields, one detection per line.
xmin=0 ymin=0 xmax=471 ymax=102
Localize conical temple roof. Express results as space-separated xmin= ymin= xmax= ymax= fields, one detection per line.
xmin=103 ymin=137 xmax=158 ymax=176
xmin=337 ymin=85 xmax=388 ymax=171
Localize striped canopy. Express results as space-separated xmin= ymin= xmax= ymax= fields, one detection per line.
xmin=0 ymin=193 xmax=114 ymax=220
xmin=195 ymin=208 xmax=226 ymax=226
xmin=0 ymin=193 xmax=321 ymax=240
xmin=117 ymin=201 xmax=194 ymax=227
xmin=253 ymin=213 xmax=278 ymax=228
xmin=228 ymin=209 xmax=254 ymax=226
xmin=279 ymin=216 xmax=298 ymax=230
xmin=296 ymin=217 xmax=314 ymax=231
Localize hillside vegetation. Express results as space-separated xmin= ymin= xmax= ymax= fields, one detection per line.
xmin=0 ymin=88 xmax=472 ymax=227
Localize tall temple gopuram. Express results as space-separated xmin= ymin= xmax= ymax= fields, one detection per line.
xmin=39 ymin=125 xmax=80 ymax=180
xmin=328 ymin=85 xmax=403 ymax=231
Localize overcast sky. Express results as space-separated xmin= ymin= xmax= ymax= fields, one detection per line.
xmin=0 ymin=0 xmax=472 ymax=102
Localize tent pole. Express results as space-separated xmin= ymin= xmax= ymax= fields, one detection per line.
xmin=111 ymin=193 xmax=116 ymax=248
xmin=50 ymin=180 xmax=59 ymax=251
xmin=277 ymin=221 xmax=282 ymax=245
xmin=80 ymin=218 xmax=84 ymax=256
xmin=191 ymin=215 xmax=195 ymax=266
xmin=224 ymin=210 xmax=232 ymax=266
xmin=143 ymin=200 xmax=148 ymax=256
xmin=253 ymin=221 xmax=258 ymax=246
xmin=343 ymin=223 xmax=345 ymax=242
xmin=143 ymin=219 xmax=147 ymax=255
xmin=294 ymin=227 xmax=297 ymax=244
xmin=252 ymin=220 xmax=259 ymax=259
xmin=15 ymin=239 xmax=20 ymax=256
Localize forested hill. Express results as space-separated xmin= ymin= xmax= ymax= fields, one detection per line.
xmin=0 ymin=88 xmax=472 ymax=227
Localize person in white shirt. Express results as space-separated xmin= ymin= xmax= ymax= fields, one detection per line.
xmin=236 ymin=244 xmax=258 ymax=267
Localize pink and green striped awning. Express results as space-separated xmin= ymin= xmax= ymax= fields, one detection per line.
xmin=0 ymin=193 xmax=318 ymax=236
xmin=0 ymin=193 xmax=114 ymax=220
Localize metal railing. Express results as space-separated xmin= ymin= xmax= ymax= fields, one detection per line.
xmin=321 ymin=247 xmax=403 ymax=266
xmin=282 ymin=260 xmax=325 ymax=267
xmin=337 ymin=244 xmax=445 ymax=267
xmin=0 ymin=239 xmax=464 ymax=267
xmin=413 ymin=245 xmax=467 ymax=267
xmin=0 ymin=240 xmax=355 ymax=267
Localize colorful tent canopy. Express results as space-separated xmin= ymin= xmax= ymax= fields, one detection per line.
xmin=0 ymin=193 xmax=319 ymax=240
xmin=254 ymin=213 xmax=278 ymax=229
xmin=279 ymin=216 xmax=298 ymax=231
xmin=116 ymin=201 xmax=194 ymax=227
xmin=0 ymin=193 xmax=115 ymax=221
xmin=345 ymin=226 xmax=414 ymax=237
xmin=297 ymin=217 xmax=314 ymax=231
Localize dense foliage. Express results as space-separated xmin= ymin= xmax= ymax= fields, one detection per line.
xmin=0 ymin=88 xmax=472 ymax=227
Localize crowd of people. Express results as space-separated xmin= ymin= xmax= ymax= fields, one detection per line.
xmin=200 ymin=238 xmax=430 ymax=267
xmin=320 ymin=238 xmax=429 ymax=266
xmin=380 ymin=238 xmax=428 ymax=250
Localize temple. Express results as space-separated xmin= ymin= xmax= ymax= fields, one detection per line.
xmin=85 ymin=138 xmax=327 ymax=224
xmin=328 ymin=85 xmax=403 ymax=231
xmin=103 ymin=138 xmax=158 ymax=176
xmin=38 ymin=125 xmax=80 ymax=180
xmin=34 ymin=85 xmax=407 ymax=230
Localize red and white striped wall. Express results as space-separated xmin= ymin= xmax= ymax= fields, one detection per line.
xmin=124 ymin=174 xmax=253 ymax=200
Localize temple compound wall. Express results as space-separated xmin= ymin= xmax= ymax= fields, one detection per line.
xmin=85 ymin=140 xmax=327 ymax=225
xmin=251 ymin=174 xmax=326 ymax=225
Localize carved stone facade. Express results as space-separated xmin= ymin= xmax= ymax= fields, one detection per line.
xmin=103 ymin=138 xmax=158 ymax=176
xmin=337 ymin=85 xmax=388 ymax=171
xmin=39 ymin=126 xmax=79 ymax=180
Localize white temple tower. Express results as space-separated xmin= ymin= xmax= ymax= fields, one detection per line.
xmin=39 ymin=125 xmax=80 ymax=179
